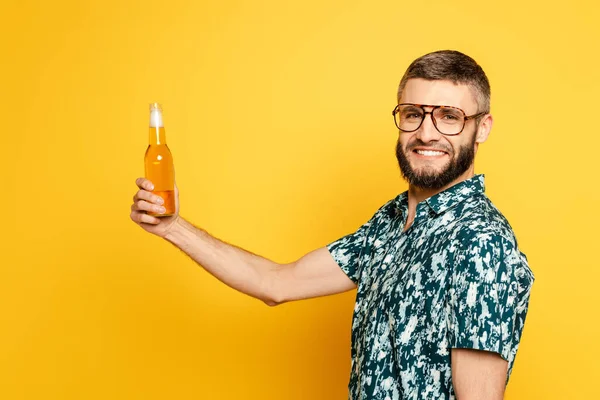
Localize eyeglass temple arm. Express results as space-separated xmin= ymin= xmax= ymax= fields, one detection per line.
xmin=465 ymin=111 xmax=489 ymax=120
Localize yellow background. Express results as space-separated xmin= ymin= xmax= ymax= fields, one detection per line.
xmin=2 ymin=0 xmax=598 ymax=398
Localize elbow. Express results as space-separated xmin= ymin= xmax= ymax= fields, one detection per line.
xmin=261 ymin=284 xmax=285 ymax=307
xmin=261 ymin=291 xmax=284 ymax=307
xmin=262 ymin=299 xmax=280 ymax=307
xmin=261 ymin=264 xmax=286 ymax=307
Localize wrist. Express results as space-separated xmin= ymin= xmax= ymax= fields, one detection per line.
xmin=164 ymin=216 xmax=207 ymax=245
xmin=164 ymin=215 xmax=186 ymax=242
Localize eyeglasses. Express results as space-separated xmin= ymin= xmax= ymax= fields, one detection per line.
xmin=392 ymin=103 xmax=488 ymax=136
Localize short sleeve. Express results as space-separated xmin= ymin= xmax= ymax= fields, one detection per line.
xmin=447 ymin=234 xmax=535 ymax=379
xmin=326 ymin=203 xmax=389 ymax=285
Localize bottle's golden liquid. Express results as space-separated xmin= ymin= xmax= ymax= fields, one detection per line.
xmin=144 ymin=126 xmax=176 ymax=217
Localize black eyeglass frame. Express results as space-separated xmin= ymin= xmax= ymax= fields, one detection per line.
xmin=392 ymin=103 xmax=488 ymax=136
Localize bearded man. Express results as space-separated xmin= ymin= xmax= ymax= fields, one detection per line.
xmin=130 ymin=49 xmax=535 ymax=400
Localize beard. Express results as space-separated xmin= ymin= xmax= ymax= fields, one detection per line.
xmin=395 ymin=134 xmax=476 ymax=190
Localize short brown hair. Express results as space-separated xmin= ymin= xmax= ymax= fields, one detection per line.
xmin=397 ymin=50 xmax=491 ymax=113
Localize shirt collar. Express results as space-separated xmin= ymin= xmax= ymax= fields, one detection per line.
xmin=394 ymin=174 xmax=486 ymax=217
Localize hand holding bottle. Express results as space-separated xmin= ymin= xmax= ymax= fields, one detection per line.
xmin=130 ymin=177 xmax=180 ymax=238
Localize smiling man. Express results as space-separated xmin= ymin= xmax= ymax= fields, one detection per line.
xmin=326 ymin=50 xmax=535 ymax=399
xmin=130 ymin=50 xmax=535 ymax=399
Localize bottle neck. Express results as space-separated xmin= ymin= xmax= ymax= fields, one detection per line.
xmin=149 ymin=108 xmax=166 ymax=145
xmin=149 ymin=126 xmax=167 ymax=145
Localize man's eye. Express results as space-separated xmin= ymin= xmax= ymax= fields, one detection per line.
xmin=441 ymin=114 xmax=458 ymax=120
xmin=405 ymin=113 xmax=422 ymax=119
xmin=438 ymin=112 xmax=462 ymax=121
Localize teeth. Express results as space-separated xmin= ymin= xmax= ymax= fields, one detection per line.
xmin=416 ymin=150 xmax=445 ymax=156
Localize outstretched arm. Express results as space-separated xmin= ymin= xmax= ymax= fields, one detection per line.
xmin=164 ymin=218 xmax=355 ymax=306
xmin=131 ymin=177 xmax=355 ymax=306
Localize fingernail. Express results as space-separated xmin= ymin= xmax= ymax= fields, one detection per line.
xmin=149 ymin=184 xmax=154 ymax=191
xmin=160 ymin=207 xmax=166 ymax=213
xmin=157 ymin=198 xmax=164 ymax=205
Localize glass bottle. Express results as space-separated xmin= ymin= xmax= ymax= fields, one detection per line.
xmin=144 ymin=103 xmax=176 ymax=217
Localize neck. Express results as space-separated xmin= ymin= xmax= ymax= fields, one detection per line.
xmin=403 ymin=166 xmax=475 ymax=231
xmin=409 ymin=169 xmax=474 ymax=204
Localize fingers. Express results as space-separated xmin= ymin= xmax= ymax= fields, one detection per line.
xmin=131 ymin=199 xmax=166 ymax=214
xmin=133 ymin=190 xmax=164 ymax=206
xmin=136 ymin=177 xmax=154 ymax=191
xmin=130 ymin=210 xmax=161 ymax=225
xmin=133 ymin=178 xmax=164 ymax=204
xmin=132 ymin=178 xmax=166 ymax=218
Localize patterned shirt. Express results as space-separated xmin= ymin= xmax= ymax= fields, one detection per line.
xmin=327 ymin=174 xmax=535 ymax=400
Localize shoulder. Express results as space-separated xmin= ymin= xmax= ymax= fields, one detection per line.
xmin=450 ymin=194 xmax=535 ymax=285
xmin=452 ymin=193 xmax=520 ymax=251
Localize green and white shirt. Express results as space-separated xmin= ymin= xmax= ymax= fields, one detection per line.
xmin=327 ymin=174 xmax=535 ymax=400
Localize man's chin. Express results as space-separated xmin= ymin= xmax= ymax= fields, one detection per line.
xmin=410 ymin=173 xmax=444 ymax=185
xmin=409 ymin=162 xmax=449 ymax=176
xmin=400 ymin=164 xmax=452 ymax=188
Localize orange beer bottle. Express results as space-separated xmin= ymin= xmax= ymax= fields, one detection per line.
xmin=144 ymin=103 xmax=176 ymax=217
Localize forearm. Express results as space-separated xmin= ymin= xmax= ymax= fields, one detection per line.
xmin=164 ymin=216 xmax=281 ymax=305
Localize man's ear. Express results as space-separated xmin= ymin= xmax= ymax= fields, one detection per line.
xmin=475 ymin=114 xmax=493 ymax=144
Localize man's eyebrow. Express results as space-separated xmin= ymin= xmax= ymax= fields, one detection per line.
xmin=438 ymin=105 xmax=463 ymax=111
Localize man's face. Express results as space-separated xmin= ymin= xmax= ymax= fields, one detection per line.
xmin=395 ymin=78 xmax=484 ymax=190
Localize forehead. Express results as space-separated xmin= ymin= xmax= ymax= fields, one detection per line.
xmin=399 ymin=78 xmax=478 ymax=113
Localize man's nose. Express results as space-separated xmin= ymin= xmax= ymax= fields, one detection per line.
xmin=415 ymin=113 xmax=442 ymax=142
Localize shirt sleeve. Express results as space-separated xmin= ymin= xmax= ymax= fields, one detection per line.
xmin=447 ymin=233 xmax=535 ymax=378
xmin=326 ymin=203 xmax=387 ymax=285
